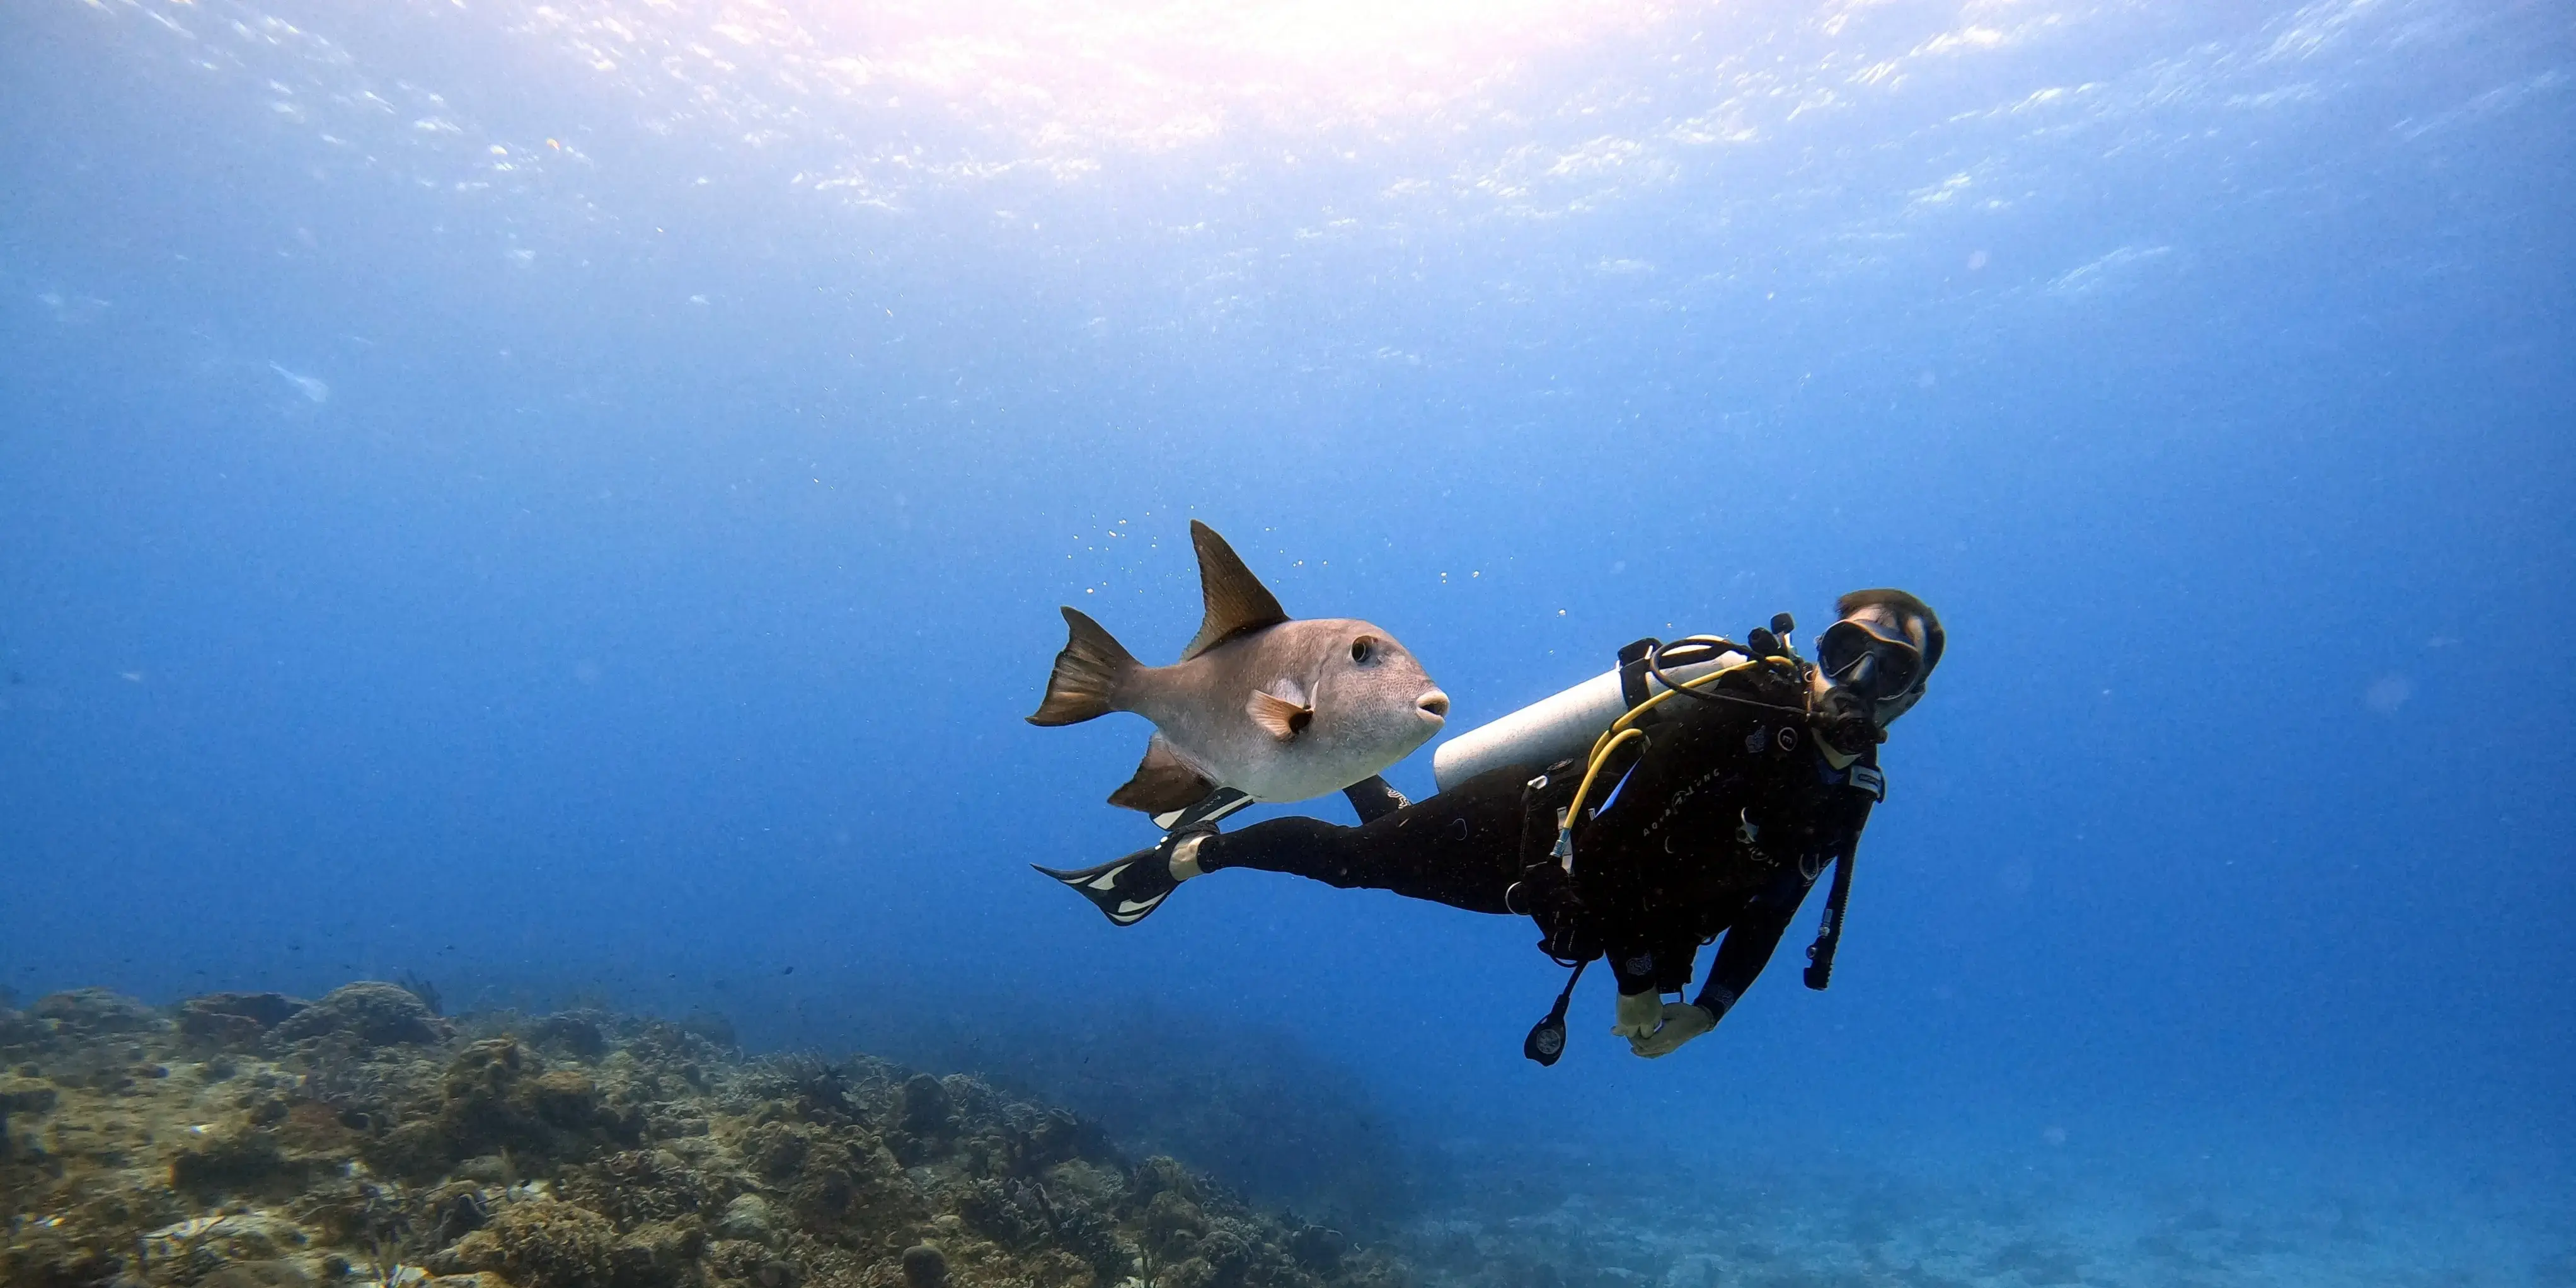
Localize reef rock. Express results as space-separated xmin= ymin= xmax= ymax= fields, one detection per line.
xmin=1 ymin=1074 xmax=58 ymax=1159
xmin=0 ymin=1001 xmax=43 ymax=1049
xmin=0 ymin=980 xmax=1415 ymax=1288
xmin=33 ymin=986 xmax=168 ymax=1035
xmin=528 ymin=1012 xmax=609 ymax=1058
xmin=718 ymin=1192 xmax=776 ymax=1243
xmin=902 ymin=1241 xmax=949 ymax=1288
xmin=273 ymin=980 xmax=449 ymax=1047
xmin=179 ymin=991 xmax=310 ymax=1046
xmin=435 ymin=1197 xmax=620 ymax=1287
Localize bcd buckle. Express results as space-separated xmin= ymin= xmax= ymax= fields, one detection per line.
xmin=1616 ymin=638 xmax=1659 ymax=710
xmin=1847 ymin=764 xmax=1887 ymax=802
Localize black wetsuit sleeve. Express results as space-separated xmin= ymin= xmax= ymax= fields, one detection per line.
xmin=1692 ymin=861 xmax=1818 ymax=1018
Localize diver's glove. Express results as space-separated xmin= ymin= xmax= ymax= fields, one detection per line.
xmin=1626 ymin=1003 xmax=1716 ymax=1059
xmin=1611 ymin=991 xmax=1665 ymax=1040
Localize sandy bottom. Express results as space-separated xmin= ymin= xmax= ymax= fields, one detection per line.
xmin=1396 ymin=1148 xmax=2570 ymax=1288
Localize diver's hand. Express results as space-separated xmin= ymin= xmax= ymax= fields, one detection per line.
xmin=1611 ymin=991 xmax=1664 ymax=1040
xmin=1627 ymin=1003 xmax=1715 ymax=1059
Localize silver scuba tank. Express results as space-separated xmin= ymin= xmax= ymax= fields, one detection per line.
xmin=1430 ymin=643 xmax=1747 ymax=793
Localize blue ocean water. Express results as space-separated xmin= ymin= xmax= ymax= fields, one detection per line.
xmin=4 ymin=0 xmax=2570 ymax=1277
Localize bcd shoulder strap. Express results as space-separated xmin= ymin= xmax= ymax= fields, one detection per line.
xmin=1505 ymin=761 xmax=1595 ymax=965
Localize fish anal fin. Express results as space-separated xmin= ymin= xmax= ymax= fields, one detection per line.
xmin=1107 ymin=736 xmax=1218 ymax=814
xmin=1180 ymin=521 xmax=1291 ymax=661
xmin=1246 ymin=688 xmax=1313 ymax=742
xmin=1029 ymin=607 xmax=1139 ymax=726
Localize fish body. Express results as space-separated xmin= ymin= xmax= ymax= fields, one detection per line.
xmin=1029 ymin=522 xmax=1449 ymax=813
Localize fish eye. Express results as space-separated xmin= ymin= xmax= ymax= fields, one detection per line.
xmin=1350 ymin=636 xmax=1376 ymax=664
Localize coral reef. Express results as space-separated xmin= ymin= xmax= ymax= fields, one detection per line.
xmin=871 ymin=1006 xmax=1419 ymax=1231
xmin=0 ymin=984 xmax=1409 ymax=1288
xmin=274 ymin=984 xmax=451 ymax=1050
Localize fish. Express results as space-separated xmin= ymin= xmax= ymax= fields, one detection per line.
xmin=1028 ymin=520 xmax=1450 ymax=814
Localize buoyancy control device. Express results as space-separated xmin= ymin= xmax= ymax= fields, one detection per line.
xmin=1493 ymin=616 xmax=1884 ymax=1063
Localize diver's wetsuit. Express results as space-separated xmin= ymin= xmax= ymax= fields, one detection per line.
xmin=1195 ymin=657 xmax=1882 ymax=1019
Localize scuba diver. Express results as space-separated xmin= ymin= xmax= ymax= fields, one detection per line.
xmin=1035 ymin=590 xmax=1943 ymax=1062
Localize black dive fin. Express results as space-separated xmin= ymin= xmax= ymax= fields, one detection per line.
xmin=1343 ymin=775 xmax=1411 ymax=824
xmin=1179 ymin=521 xmax=1290 ymax=661
xmin=1107 ymin=735 xmax=1219 ymax=814
xmin=1033 ymin=837 xmax=1189 ymax=928
xmin=1153 ymin=786 xmax=1255 ymax=832
xmin=1028 ymin=607 xmax=1138 ymax=726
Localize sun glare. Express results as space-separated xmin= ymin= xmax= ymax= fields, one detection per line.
xmin=541 ymin=0 xmax=1670 ymax=158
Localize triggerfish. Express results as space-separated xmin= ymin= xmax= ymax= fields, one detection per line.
xmin=1028 ymin=521 xmax=1449 ymax=813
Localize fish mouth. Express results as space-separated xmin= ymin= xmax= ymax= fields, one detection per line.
xmin=1417 ymin=690 xmax=1450 ymax=725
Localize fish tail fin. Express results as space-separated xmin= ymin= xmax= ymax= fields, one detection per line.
xmin=1028 ymin=607 xmax=1138 ymax=725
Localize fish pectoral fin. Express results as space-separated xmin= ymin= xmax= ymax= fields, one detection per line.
xmin=1246 ymin=688 xmax=1314 ymax=742
xmin=1107 ymin=735 xmax=1219 ymax=814
xmin=1179 ymin=521 xmax=1291 ymax=661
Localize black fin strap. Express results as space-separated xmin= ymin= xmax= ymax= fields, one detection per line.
xmin=1803 ymin=847 xmax=1858 ymax=991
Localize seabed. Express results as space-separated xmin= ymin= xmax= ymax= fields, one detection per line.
xmin=1 ymin=983 xmax=1393 ymax=1288
xmin=1 ymin=982 xmax=2562 ymax=1288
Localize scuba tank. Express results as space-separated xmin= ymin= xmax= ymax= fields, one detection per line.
xmin=1431 ymin=629 xmax=1782 ymax=793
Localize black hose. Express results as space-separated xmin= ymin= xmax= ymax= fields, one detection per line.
xmin=1803 ymin=848 xmax=1858 ymax=991
xmin=1645 ymin=637 xmax=1810 ymax=717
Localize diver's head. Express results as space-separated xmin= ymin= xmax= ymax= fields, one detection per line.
xmin=1815 ymin=589 xmax=1943 ymax=730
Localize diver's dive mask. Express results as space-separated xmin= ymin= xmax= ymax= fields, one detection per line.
xmin=1817 ymin=617 xmax=1923 ymax=707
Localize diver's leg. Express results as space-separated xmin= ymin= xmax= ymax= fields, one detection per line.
xmin=1193 ymin=769 xmax=1527 ymax=914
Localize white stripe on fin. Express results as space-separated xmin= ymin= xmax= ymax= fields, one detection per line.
xmin=1153 ymin=788 xmax=1255 ymax=831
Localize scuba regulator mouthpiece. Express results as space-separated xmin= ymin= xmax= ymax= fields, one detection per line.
xmin=1811 ymin=685 xmax=1885 ymax=755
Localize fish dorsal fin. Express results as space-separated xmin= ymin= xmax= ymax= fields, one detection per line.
xmin=1246 ymin=688 xmax=1313 ymax=742
xmin=1180 ymin=520 xmax=1289 ymax=661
